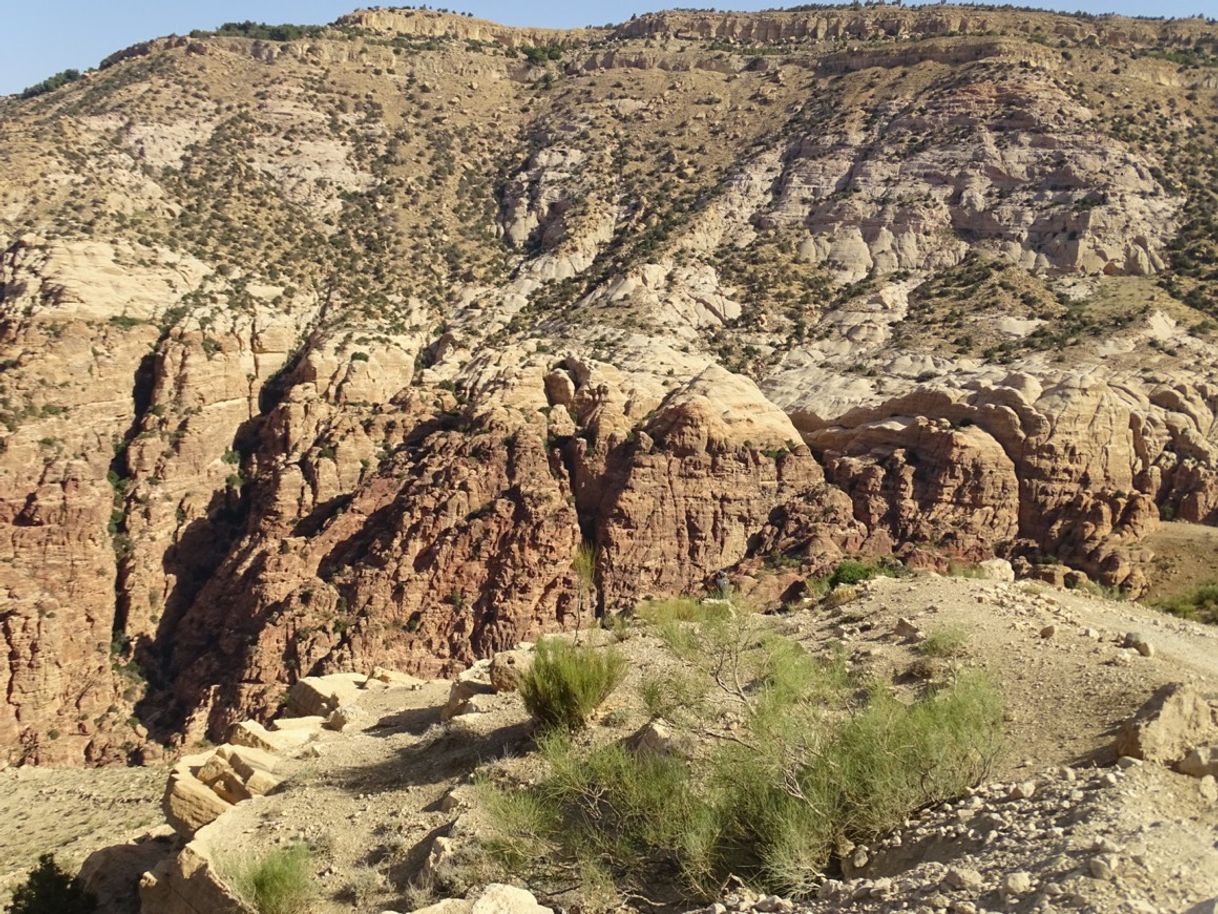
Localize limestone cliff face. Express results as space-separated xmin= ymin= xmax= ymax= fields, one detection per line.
xmin=762 ymin=74 xmax=1179 ymax=283
xmin=612 ymin=8 xmax=1212 ymax=50
xmin=3 ymin=4 xmax=1218 ymax=761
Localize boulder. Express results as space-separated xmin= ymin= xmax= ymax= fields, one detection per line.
xmin=977 ymin=558 xmax=1015 ymax=582
xmin=1114 ymin=683 xmax=1218 ymax=767
xmin=139 ymin=842 xmax=247 ymax=914
xmin=195 ymin=754 xmax=251 ymax=805
xmin=1180 ymin=746 xmax=1218 ymax=779
xmin=371 ymin=666 xmax=426 ymax=688
xmin=284 ymin=672 xmax=370 ymax=718
xmin=471 ymin=884 xmax=554 ymax=914
xmin=230 ymin=720 xmax=316 ymax=754
xmin=420 ymin=835 xmax=459 ymax=883
xmin=1123 ymin=632 xmax=1155 ymax=658
xmin=326 ymin=704 xmax=369 ymax=732
xmin=79 ymin=828 xmax=176 ymax=914
xmin=625 ymin=719 xmax=676 ymax=756
xmin=271 ymin=715 xmax=327 ymax=732
xmin=489 ymin=649 xmax=533 ymax=693
xmin=163 ymin=771 xmax=232 ymax=837
xmin=943 ymin=866 xmax=984 ymax=891
xmin=408 ymin=903 xmax=473 ymax=914
xmin=442 ymin=660 xmax=495 ymax=720
xmin=215 ymin=744 xmax=278 ymax=778
xmin=438 ymin=784 xmax=476 ymax=812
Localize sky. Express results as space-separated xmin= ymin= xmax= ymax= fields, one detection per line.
xmin=2 ymin=0 xmax=1214 ymax=97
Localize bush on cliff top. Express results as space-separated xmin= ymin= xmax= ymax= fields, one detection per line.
xmin=19 ymin=70 xmax=82 ymax=100
xmin=227 ymin=844 xmax=316 ymax=914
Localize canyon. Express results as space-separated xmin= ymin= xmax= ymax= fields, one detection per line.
xmin=1 ymin=3 xmax=1218 ymax=768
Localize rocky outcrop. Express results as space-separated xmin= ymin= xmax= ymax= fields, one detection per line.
xmin=1116 ymin=682 xmax=1218 ymax=768
xmin=761 ymin=72 xmax=1180 ymax=283
xmin=335 ymin=8 xmax=580 ymax=48
xmin=140 ymin=670 xmax=430 ymax=914
xmin=0 ymin=238 xmax=209 ymax=765
xmin=138 ymin=842 xmax=246 ymax=914
xmin=595 ymin=367 xmax=842 ymax=607
xmin=613 ymin=8 xmax=1212 ymax=51
xmin=157 ymin=394 xmax=583 ymax=741
xmin=795 ymin=372 xmax=1218 ymax=592
xmin=401 ymin=884 xmax=555 ymax=914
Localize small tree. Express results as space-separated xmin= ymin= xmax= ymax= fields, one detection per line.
xmin=9 ymin=854 xmax=97 ymax=914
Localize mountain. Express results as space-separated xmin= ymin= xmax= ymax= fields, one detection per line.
xmin=2 ymin=4 xmax=1218 ymax=766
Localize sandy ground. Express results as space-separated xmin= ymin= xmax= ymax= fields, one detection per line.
xmin=1143 ymin=520 xmax=1218 ymax=602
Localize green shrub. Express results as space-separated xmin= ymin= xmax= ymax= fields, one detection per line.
xmin=639 ymin=667 xmax=706 ymax=721
xmin=919 ymin=627 xmax=968 ymax=658
xmin=1154 ymin=584 xmax=1218 ymax=624
xmin=8 ymin=855 xmax=96 ymax=914
xmin=635 ymin=597 xmax=731 ymax=627
xmin=205 ymin=21 xmax=324 ymax=41
xmin=228 ymin=844 xmax=317 ymax=914
xmin=519 ymin=638 xmax=626 ymax=732
xmin=572 ymin=542 xmax=597 ymax=589
xmin=827 ymin=558 xmax=904 ymax=588
xmin=946 ymin=561 xmax=985 ymax=579
xmin=20 ymin=70 xmax=82 ymax=100
xmin=804 ymin=574 xmax=831 ymax=599
xmin=521 ymin=44 xmax=564 ymax=65
xmin=482 ymin=617 xmax=1002 ymax=902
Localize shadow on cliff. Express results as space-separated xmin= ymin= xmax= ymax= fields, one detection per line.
xmin=130 ymin=484 xmax=252 ymax=738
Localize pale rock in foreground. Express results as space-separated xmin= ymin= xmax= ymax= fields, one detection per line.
xmin=399 ymin=883 xmax=554 ymax=914
xmin=1115 ymin=682 xmax=1218 ymax=768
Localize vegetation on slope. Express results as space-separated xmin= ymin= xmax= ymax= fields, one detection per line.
xmin=19 ymin=69 xmax=82 ymax=99
xmin=479 ymin=610 xmax=1003 ymax=905
xmin=1154 ymin=583 xmax=1218 ymax=624
xmin=518 ymin=637 xmax=627 ymax=732
xmin=226 ymin=844 xmax=318 ymax=914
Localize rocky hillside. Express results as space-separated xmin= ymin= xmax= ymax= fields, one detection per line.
xmin=18 ymin=572 xmax=1216 ymax=914
xmin=3 ymin=4 xmax=1218 ymax=765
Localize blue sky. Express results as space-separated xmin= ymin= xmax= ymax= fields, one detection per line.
xmin=3 ymin=0 xmax=1213 ymax=96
